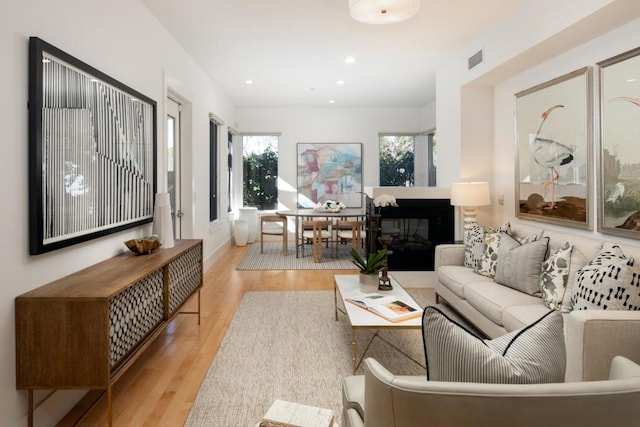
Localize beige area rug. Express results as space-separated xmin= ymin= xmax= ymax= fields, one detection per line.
xmin=236 ymin=242 xmax=357 ymax=270
xmin=185 ymin=289 xmax=436 ymax=426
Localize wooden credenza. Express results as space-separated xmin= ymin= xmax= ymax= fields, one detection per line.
xmin=15 ymin=239 xmax=203 ymax=426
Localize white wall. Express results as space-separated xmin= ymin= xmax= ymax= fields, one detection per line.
xmin=436 ymin=0 xmax=640 ymax=232
xmin=234 ymin=107 xmax=433 ymax=210
xmin=1 ymin=0 xmax=234 ymax=424
xmin=493 ymin=16 xmax=640 ymax=242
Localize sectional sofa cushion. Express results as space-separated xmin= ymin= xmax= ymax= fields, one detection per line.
xmin=572 ymin=243 xmax=640 ymax=311
xmin=540 ymin=242 xmax=573 ymax=310
xmin=437 ymin=265 xmax=494 ymax=299
xmin=502 ymin=304 xmax=552 ymax=332
xmin=464 ymin=282 xmax=544 ymax=326
xmin=422 ymin=306 xmax=565 ymax=383
xmin=494 ymin=233 xmax=549 ymax=296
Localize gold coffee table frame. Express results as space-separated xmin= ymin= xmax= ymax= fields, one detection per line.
xmin=333 ymin=274 xmax=423 ymax=374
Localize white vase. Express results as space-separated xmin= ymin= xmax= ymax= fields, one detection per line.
xmin=152 ymin=192 xmax=174 ymax=248
xmin=234 ymin=220 xmax=249 ymax=246
xmin=359 ymin=272 xmax=379 ymax=293
xmin=238 ymin=207 xmax=258 ymax=243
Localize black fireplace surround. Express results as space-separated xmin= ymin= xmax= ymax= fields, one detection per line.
xmin=366 ymin=197 xmax=455 ymax=271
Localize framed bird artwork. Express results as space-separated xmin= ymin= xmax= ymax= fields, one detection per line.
xmin=515 ymin=67 xmax=593 ymax=230
xmin=598 ymin=46 xmax=640 ymax=239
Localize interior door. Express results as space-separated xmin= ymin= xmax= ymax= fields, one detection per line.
xmin=166 ymin=97 xmax=182 ymax=239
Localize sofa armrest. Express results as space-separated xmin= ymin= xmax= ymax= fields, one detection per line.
xmin=565 ymin=310 xmax=640 ymax=382
xmin=434 ymin=244 xmax=465 ymax=270
xmin=344 ymin=408 xmax=364 ymax=427
xmin=610 ymin=356 xmax=640 ymax=380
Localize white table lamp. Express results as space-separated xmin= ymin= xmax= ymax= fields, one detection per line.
xmin=450 ymin=182 xmax=490 ymax=230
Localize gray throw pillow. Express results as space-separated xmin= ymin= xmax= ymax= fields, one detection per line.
xmin=494 ymin=233 xmax=549 ymax=296
xmin=422 ymin=306 xmax=565 ymax=384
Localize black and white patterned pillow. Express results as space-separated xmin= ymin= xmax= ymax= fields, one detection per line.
xmin=474 ymin=222 xmax=510 ymax=278
xmin=422 ymin=306 xmax=565 ymax=384
xmin=540 ymin=242 xmax=573 ymax=311
xmin=571 ymin=243 xmax=640 ymax=311
xmin=463 ymin=223 xmax=486 ymax=269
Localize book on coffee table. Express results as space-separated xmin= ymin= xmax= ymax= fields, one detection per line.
xmin=345 ymin=292 xmax=422 ymax=323
xmin=260 ymin=399 xmax=334 ymax=427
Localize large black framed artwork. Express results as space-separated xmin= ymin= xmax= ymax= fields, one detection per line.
xmin=28 ymin=37 xmax=157 ymax=255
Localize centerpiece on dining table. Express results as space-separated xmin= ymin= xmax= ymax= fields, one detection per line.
xmin=314 ymin=199 xmax=346 ymax=213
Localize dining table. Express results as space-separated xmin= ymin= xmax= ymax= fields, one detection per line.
xmin=275 ymin=207 xmax=367 ymax=258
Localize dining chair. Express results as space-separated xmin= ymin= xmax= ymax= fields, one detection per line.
xmin=301 ymin=220 xmax=332 ymax=262
xmin=335 ymin=220 xmax=364 ymax=257
xmin=260 ymin=215 xmax=288 ymax=255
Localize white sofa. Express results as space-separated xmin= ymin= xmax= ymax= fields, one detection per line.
xmin=435 ymin=222 xmax=640 ymax=382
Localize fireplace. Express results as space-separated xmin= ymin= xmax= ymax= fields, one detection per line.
xmin=366 ymin=198 xmax=455 ymax=271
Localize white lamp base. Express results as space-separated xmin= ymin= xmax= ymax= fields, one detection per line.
xmin=461 ymin=206 xmax=478 ymax=230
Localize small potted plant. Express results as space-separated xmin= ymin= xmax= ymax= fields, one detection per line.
xmin=350 ymin=248 xmax=387 ymax=291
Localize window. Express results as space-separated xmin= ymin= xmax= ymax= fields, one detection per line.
xmin=242 ymin=135 xmax=278 ymax=210
xmin=427 ymin=131 xmax=437 ymax=186
xmin=209 ymin=121 xmax=218 ymax=222
xmin=379 ymin=135 xmax=415 ymax=186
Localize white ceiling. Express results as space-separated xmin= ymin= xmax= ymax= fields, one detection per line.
xmin=142 ymin=0 xmax=525 ymax=108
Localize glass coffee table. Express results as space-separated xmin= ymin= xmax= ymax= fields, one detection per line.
xmin=333 ymin=274 xmax=423 ymax=374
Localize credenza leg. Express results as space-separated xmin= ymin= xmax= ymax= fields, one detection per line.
xmin=107 ymin=385 xmax=113 ymax=427
xmin=197 ymin=289 xmax=201 ymax=325
xmin=28 ymin=389 xmax=33 ymax=427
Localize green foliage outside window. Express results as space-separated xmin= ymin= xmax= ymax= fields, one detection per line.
xmin=379 ymin=136 xmax=415 ymax=186
xmin=243 ymin=147 xmax=278 ymax=210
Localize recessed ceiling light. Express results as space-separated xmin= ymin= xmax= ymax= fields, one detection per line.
xmin=329 ymin=100 xmax=336 ymax=104
xmin=336 ymin=80 xmax=345 ymax=85
xmin=245 ymin=80 xmax=253 ymax=85
xmin=345 ymin=56 xmax=355 ymax=64
xmin=627 ymin=78 xmax=637 ymax=83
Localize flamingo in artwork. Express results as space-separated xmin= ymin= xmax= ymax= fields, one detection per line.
xmin=529 ymin=104 xmax=574 ymax=210
xmin=611 ymin=96 xmax=640 ymax=107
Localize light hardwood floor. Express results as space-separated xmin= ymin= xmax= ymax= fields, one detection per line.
xmin=72 ymin=243 xmax=355 ymax=426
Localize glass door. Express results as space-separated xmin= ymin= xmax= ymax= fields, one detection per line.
xmin=167 ymin=97 xmax=182 ymax=238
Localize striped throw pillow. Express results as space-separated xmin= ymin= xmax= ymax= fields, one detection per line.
xmin=422 ymin=307 xmax=565 ymax=383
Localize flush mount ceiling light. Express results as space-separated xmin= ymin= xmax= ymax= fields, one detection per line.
xmin=349 ymin=0 xmax=421 ymax=24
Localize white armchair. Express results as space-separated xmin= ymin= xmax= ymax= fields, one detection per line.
xmin=342 ymin=356 xmax=640 ymax=427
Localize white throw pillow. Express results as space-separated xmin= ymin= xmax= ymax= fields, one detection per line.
xmin=463 ymin=223 xmax=487 ymax=270
xmin=571 ymin=243 xmax=640 ymax=311
xmin=540 ymin=242 xmax=573 ymax=311
xmin=474 ymin=222 xmax=511 ymax=278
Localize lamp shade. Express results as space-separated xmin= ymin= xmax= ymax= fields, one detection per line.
xmin=450 ymin=182 xmax=490 ymax=207
xmin=349 ymin=0 xmax=421 ymax=24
